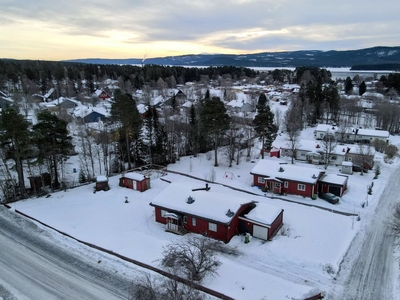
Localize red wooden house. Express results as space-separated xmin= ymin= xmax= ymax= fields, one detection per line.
xmin=239 ymin=202 xmax=284 ymax=241
xmin=251 ymin=159 xmax=325 ymax=198
xmin=119 ymin=172 xmax=150 ymax=192
xmin=150 ymin=182 xmax=259 ymax=243
xmin=92 ymin=89 xmax=111 ymax=101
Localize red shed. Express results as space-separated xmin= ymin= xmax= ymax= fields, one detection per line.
xmin=239 ymin=202 xmax=284 ymax=241
xmin=95 ymin=175 xmax=109 ymax=191
xmin=150 ymin=182 xmax=255 ymax=243
xmin=269 ymin=146 xmax=280 ymax=158
xmin=119 ymin=172 xmax=150 ymax=192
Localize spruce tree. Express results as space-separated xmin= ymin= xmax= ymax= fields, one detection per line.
xmin=359 ymin=81 xmax=367 ymax=96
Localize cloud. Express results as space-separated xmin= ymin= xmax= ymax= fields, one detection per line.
xmin=0 ymin=0 xmax=399 ymax=59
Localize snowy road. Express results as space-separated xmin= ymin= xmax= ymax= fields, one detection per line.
xmin=0 ymin=206 xmax=135 ymax=300
xmin=330 ymin=166 xmax=400 ymax=300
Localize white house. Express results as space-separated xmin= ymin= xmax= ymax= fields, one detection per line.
xmin=314 ymin=124 xmax=337 ymax=140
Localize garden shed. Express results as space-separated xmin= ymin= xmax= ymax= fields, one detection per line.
xmin=119 ymin=172 xmax=150 ymax=192
xmin=341 ymin=161 xmax=353 ymax=175
xmin=95 ymin=176 xmax=109 ymax=191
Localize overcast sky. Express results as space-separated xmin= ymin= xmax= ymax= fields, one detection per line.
xmin=1 ymin=0 xmax=399 ymax=61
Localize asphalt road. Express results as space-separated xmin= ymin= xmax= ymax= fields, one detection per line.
xmin=0 ymin=206 xmax=135 ymax=300
xmin=330 ymin=165 xmax=400 ymax=300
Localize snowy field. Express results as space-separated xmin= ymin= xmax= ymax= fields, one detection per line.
xmin=7 ymin=127 xmax=400 ymax=300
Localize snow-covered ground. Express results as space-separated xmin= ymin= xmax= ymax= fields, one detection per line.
xmin=7 ymin=127 xmax=400 ymax=299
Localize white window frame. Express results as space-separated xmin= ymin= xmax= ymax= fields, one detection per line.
xmin=183 ymin=216 xmax=187 ymax=224
xmin=274 ymin=182 xmax=281 ymax=188
xmin=192 ymin=217 xmax=196 ymax=226
xmin=284 ymin=181 xmax=288 ymax=188
xmin=298 ymin=184 xmax=306 ymax=191
xmin=208 ymin=222 xmax=217 ymax=232
xmin=161 ymin=210 xmax=168 ymax=218
xmin=257 ymin=177 xmax=265 ymax=184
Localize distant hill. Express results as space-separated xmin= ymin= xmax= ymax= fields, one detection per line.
xmin=63 ymin=46 xmax=400 ymax=70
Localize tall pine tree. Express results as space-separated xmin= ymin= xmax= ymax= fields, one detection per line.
xmin=253 ymin=104 xmax=278 ymax=159
xmin=33 ymin=110 xmax=73 ymax=189
xmin=200 ymin=96 xmax=230 ymax=167
xmin=0 ymin=108 xmax=31 ymax=199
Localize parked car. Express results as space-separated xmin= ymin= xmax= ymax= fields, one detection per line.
xmin=319 ymin=193 xmax=340 ymax=204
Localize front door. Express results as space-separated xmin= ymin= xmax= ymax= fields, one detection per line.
xmin=167 ymin=218 xmax=178 ymax=232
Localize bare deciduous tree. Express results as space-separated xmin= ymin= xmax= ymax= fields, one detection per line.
xmin=283 ymin=104 xmax=302 ymax=164
xmin=161 ymin=236 xmax=221 ymax=282
xmin=387 ymin=202 xmax=400 ymax=246
xmin=130 ymin=271 xmax=206 ymax=300
xmin=321 ymin=131 xmax=337 ymax=169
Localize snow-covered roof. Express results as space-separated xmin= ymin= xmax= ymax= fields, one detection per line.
xmin=342 ymin=161 xmax=353 ymax=166
xmin=243 ymin=202 xmax=282 ymax=226
xmin=96 ymin=175 xmax=108 ymax=182
xmin=73 ymin=105 xmax=110 ymax=119
xmin=93 ymin=89 xmax=110 ymax=97
xmin=227 ymin=100 xmax=244 ymax=108
xmin=137 ymin=103 xmax=148 ymax=114
xmin=250 ymin=159 xmax=323 ymax=184
xmin=150 ymin=182 xmax=253 ymax=224
xmin=43 ymin=88 xmax=55 ymax=99
xmin=315 ymin=124 xmax=337 ymax=133
xmin=357 ymin=129 xmax=389 ymax=138
xmin=124 ymin=172 xmax=146 ymax=181
xmin=318 ymin=174 xmax=348 ymax=186
xmin=362 ymin=92 xmax=384 ymax=98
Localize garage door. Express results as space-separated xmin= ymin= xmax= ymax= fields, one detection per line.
xmin=253 ymin=225 xmax=268 ymax=241
xmin=328 ymin=186 xmax=341 ymax=196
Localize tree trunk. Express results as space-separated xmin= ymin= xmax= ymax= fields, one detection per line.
xmin=214 ymin=135 xmax=219 ymax=167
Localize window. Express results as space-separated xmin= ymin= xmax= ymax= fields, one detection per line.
xmin=330 ymin=156 xmax=337 ymax=160
xmin=300 ymin=153 xmax=306 ymax=157
xmin=208 ymin=222 xmax=217 ymax=232
xmin=192 ymin=217 xmax=196 ymax=226
xmin=298 ymin=184 xmax=306 ymax=191
xmin=257 ymin=177 xmax=265 ymax=184
xmin=161 ymin=210 xmax=167 ymax=218
xmin=284 ymin=181 xmax=288 ymax=188
xmin=274 ymin=182 xmax=281 ymax=188
xmin=348 ymin=157 xmax=352 ymax=161
xmin=183 ymin=216 xmax=187 ymax=224
xmin=127 ymin=179 xmax=132 ymax=185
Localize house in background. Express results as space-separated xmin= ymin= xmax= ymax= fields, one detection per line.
xmin=226 ymin=99 xmax=255 ymax=113
xmin=92 ymin=89 xmax=111 ymax=101
xmin=251 ymin=159 xmax=325 ymax=198
xmin=83 ymin=110 xmax=108 ymax=123
xmin=0 ymin=90 xmax=13 ymax=108
xmin=314 ymin=124 xmax=337 ymax=140
xmin=33 ymin=88 xmax=56 ymax=102
xmin=163 ymin=89 xmax=187 ymax=107
xmin=119 ymin=172 xmax=150 ymax=192
xmin=239 ymin=202 xmax=284 ymax=241
xmin=149 ymin=182 xmax=281 ymax=243
xmin=344 ymin=145 xmax=375 ymax=170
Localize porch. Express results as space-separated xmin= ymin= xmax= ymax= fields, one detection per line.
xmin=165 ymin=213 xmax=189 ymax=235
